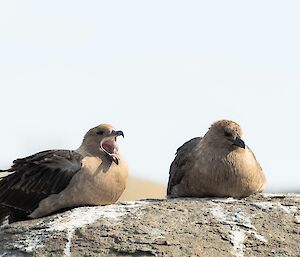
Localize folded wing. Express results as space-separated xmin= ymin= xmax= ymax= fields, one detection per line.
xmin=0 ymin=150 xmax=83 ymax=218
xmin=167 ymin=137 xmax=202 ymax=196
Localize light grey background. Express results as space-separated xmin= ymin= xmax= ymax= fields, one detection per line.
xmin=0 ymin=1 xmax=299 ymax=192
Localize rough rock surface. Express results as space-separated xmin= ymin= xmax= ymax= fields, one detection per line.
xmin=0 ymin=194 xmax=300 ymax=257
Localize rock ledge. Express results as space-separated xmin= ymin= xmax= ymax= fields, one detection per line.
xmin=0 ymin=194 xmax=300 ymax=257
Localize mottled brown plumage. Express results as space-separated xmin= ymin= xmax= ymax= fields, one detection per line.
xmin=167 ymin=120 xmax=266 ymax=198
xmin=0 ymin=124 xmax=128 ymax=223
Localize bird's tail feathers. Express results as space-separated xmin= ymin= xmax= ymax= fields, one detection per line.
xmin=0 ymin=168 xmax=13 ymax=173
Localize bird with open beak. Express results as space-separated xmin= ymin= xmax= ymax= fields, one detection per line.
xmin=167 ymin=120 xmax=266 ymax=198
xmin=0 ymin=124 xmax=128 ymax=223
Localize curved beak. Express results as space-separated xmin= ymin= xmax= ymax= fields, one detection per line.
xmin=232 ymin=137 xmax=246 ymax=149
xmin=111 ymin=130 xmax=124 ymax=138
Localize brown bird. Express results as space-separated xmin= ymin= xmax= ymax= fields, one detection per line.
xmin=167 ymin=120 xmax=266 ymax=198
xmin=0 ymin=124 xmax=128 ymax=223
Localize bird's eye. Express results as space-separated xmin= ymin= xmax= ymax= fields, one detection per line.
xmin=224 ymin=131 xmax=232 ymax=137
xmin=96 ymin=130 xmax=104 ymax=135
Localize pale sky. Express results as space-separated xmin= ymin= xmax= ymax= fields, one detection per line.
xmin=0 ymin=1 xmax=299 ymax=192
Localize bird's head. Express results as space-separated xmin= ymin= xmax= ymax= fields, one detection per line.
xmin=204 ymin=120 xmax=245 ymax=150
xmin=81 ymin=124 xmax=124 ymax=164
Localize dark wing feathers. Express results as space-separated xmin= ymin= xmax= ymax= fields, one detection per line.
xmin=0 ymin=150 xmax=83 ymax=215
xmin=167 ymin=137 xmax=202 ymax=196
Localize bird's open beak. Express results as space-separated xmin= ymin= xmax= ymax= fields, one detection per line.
xmin=232 ymin=137 xmax=246 ymax=149
xmin=100 ymin=130 xmax=124 ymax=165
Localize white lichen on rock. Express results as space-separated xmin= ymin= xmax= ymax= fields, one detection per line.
xmin=48 ymin=201 xmax=148 ymax=257
xmin=209 ymin=202 xmax=267 ymax=257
